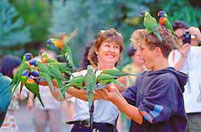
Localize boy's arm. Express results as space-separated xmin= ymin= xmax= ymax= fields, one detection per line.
xmin=96 ymin=84 xmax=143 ymax=124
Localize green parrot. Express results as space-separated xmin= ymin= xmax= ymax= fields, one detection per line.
xmin=157 ymin=11 xmax=175 ymax=35
xmin=42 ymin=52 xmax=73 ymax=77
xmin=11 ymin=61 xmax=30 ymax=93
xmin=59 ymin=75 xmax=85 ymax=97
xmin=11 ymin=53 xmax=33 ymax=93
xmin=157 ymin=10 xmax=181 ymax=49
xmin=141 ymin=11 xmax=162 ymax=42
xmin=85 ymin=66 xmax=96 ymax=110
xmin=101 ymin=69 xmax=139 ymax=77
xmin=96 ymin=73 xmax=124 ymax=88
xmin=25 ymin=78 xmax=44 ymax=107
xmin=29 ymin=59 xmax=59 ymax=91
xmin=60 ymin=30 xmax=77 ymax=69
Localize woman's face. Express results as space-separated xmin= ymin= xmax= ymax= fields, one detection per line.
xmin=97 ymin=38 xmax=121 ymax=65
xmin=131 ymin=50 xmax=144 ymax=65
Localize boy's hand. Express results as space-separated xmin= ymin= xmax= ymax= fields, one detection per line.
xmin=96 ymin=83 xmax=119 ymax=102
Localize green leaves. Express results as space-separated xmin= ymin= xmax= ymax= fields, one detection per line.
xmin=0 ymin=0 xmax=30 ymax=56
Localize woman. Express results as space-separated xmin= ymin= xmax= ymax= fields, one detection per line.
xmin=48 ymin=28 xmax=127 ymax=132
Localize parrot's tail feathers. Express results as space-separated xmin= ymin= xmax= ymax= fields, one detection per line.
xmin=37 ymin=94 xmax=45 ymax=107
xmin=154 ymin=31 xmax=162 ymax=42
xmin=19 ymin=82 xmax=24 ymax=93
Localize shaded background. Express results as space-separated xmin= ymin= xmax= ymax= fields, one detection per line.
xmin=0 ymin=0 xmax=200 ymax=68
xmin=0 ymin=0 xmax=201 ymax=131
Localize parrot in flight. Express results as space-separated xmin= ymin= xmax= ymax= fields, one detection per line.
xmin=46 ymin=30 xmax=77 ymax=68
xmin=10 ymin=53 xmax=33 ymax=93
xmin=140 ymin=11 xmax=162 ymax=42
xmin=157 ymin=10 xmax=181 ymax=49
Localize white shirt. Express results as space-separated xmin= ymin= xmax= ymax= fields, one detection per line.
xmin=71 ymin=69 xmax=120 ymax=125
xmin=168 ymin=47 xmax=201 ymax=113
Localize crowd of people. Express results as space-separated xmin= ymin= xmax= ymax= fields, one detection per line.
xmin=0 ymin=19 xmax=201 ymax=132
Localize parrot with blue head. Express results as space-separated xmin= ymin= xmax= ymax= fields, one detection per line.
xmin=157 ymin=10 xmax=181 ymax=49
xmin=46 ymin=30 xmax=77 ymax=68
xmin=10 ymin=53 xmax=33 ymax=93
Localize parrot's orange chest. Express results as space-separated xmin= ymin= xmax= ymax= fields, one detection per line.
xmin=159 ymin=17 xmax=166 ymax=26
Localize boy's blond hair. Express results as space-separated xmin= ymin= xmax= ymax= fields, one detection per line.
xmin=131 ymin=27 xmax=176 ymax=58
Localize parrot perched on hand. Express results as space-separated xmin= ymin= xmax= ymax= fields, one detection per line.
xmin=101 ymin=69 xmax=139 ymax=77
xmin=140 ymin=11 xmax=162 ymax=42
xmin=46 ymin=30 xmax=77 ymax=68
xmin=10 ymin=53 xmax=33 ymax=93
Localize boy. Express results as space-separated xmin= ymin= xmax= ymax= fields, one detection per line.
xmin=96 ymin=27 xmax=188 ymax=132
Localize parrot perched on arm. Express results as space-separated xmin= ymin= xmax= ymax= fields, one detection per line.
xmin=10 ymin=53 xmax=33 ymax=93
xmin=96 ymin=73 xmax=124 ymax=88
xmin=85 ymin=66 xmax=96 ymax=110
xmin=59 ymin=75 xmax=85 ymax=97
xmin=141 ymin=11 xmax=162 ymax=42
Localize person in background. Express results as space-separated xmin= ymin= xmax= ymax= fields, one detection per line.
xmin=0 ymin=55 xmax=28 ymax=132
xmin=169 ymin=21 xmax=201 ymax=132
xmin=122 ymin=47 xmax=145 ymax=86
xmin=78 ymin=42 xmax=94 ymax=71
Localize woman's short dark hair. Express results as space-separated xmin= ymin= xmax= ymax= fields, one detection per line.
xmin=172 ymin=20 xmax=188 ymax=31
xmin=79 ymin=42 xmax=94 ymax=70
xmin=127 ymin=47 xmax=137 ymax=57
xmin=0 ymin=55 xmax=21 ymax=78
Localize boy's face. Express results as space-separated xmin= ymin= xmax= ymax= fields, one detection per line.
xmin=137 ymin=41 xmax=156 ymax=70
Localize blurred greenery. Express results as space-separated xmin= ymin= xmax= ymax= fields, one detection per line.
xmin=11 ymin=0 xmax=52 ymax=54
xmin=0 ymin=0 xmax=31 ymax=57
xmin=0 ymin=0 xmax=200 ymax=67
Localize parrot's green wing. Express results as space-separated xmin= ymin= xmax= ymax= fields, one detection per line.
xmin=144 ymin=12 xmax=162 ymax=42
xmin=11 ymin=62 xmax=29 ymax=93
xmin=25 ymin=80 xmax=44 ymax=107
xmin=85 ymin=66 xmax=96 ymax=109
